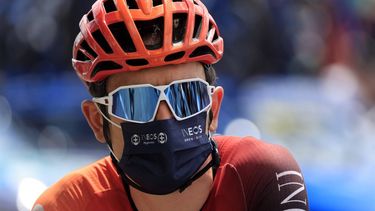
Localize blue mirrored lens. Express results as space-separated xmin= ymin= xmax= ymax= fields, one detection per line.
xmin=165 ymin=81 xmax=210 ymax=118
xmin=112 ymin=87 xmax=160 ymax=122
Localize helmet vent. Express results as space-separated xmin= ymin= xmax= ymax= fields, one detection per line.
xmin=92 ymin=30 xmax=114 ymax=54
xmin=208 ymin=22 xmax=219 ymax=42
xmin=126 ymin=0 xmax=139 ymax=9
xmin=165 ymin=51 xmax=185 ymax=62
xmin=76 ymin=50 xmax=90 ymax=62
xmin=87 ymin=11 xmax=94 ymax=22
xmin=213 ymin=28 xmax=219 ymax=42
xmin=81 ymin=40 xmax=98 ymax=58
xmin=126 ymin=59 xmax=149 ymax=66
xmin=108 ymin=22 xmax=137 ymax=53
xmin=207 ymin=22 xmax=213 ymax=39
xmin=173 ymin=13 xmax=188 ymax=44
xmin=193 ymin=0 xmax=199 ymax=6
xmin=189 ymin=46 xmax=216 ymax=59
xmin=135 ymin=17 xmax=164 ymax=50
xmin=193 ymin=15 xmax=202 ymax=39
xmin=153 ymin=0 xmax=163 ymax=6
xmin=172 ymin=0 xmax=183 ymax=2
xmin=91 ymin=61 xmax=123 ymax=78
xmin=104 ymin=0 xmax=117 ymax=13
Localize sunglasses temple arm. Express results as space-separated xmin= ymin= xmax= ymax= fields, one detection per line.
xmin=93 ymin=102 xmax=122 ymax=129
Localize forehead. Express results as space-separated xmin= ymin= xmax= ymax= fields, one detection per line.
xmin=106 ymin=62 xmax=205 ymax=92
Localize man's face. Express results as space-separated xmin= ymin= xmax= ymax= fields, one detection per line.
xmin=82 ymin=62 xmax=224 ymax=159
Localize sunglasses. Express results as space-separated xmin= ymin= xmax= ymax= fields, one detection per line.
xmin=93 ymin=78 xmax=215 ymax=123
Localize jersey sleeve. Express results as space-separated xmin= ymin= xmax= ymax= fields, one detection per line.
xmin=31 ymin=157 xmax=131 ymax=211
xmin=222 ymin=136 xmax=309 ymax=211
xmin=31 ymin=173 xmax=89 ymax=211
xmin=254 ymin=144 xmax=309 ymax=211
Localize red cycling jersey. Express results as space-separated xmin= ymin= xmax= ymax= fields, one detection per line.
xmin=32 ymin=136 xmax=309 ymax=211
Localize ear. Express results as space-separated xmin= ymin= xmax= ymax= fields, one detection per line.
xmin=209 ymin=86 xmax=224 ymax=132
xmin=81 ymin=100 xmax=106 ymax=143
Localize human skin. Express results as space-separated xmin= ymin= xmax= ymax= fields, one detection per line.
xmin=81 ymin=62 xmax=224 ymax=210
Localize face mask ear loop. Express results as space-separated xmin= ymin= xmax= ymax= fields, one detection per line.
xmin=93 ymin=102 xmax=122 ymax=161
xmin=210 ymin=138 xmax=221 ymax=176
xmin=207 ymin=108 xmax=220 ymax=178
xmin=206 ymin=107 xmax=213 ymax=135
xmin=178 ymin=111 xmax=218 ymax=193
xmin=93 ymin=103 xmax=122 ymax=128
xmin=178 ymin=158 xmax=214 ymax=193
xmin=178 ymin=139 xmax=219 ymax=193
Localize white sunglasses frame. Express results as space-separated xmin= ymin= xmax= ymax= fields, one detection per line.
xmin=92 ymin=78 xmax=215 ymax=125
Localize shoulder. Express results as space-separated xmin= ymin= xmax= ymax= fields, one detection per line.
xmin=213 ymin=136 xmax=309 ymax=210
xmin=214 ymin=135 xmax=298 ymax=171
xmin=213 ymin=135 xmax=304 ymax=193
xmin=32 ymin=156 xmax=122 ymax=210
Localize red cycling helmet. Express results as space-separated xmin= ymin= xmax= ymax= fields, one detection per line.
xmin=72 ymin=0 xmax=224 ymax=83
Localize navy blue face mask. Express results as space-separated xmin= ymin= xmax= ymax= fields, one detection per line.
xmin=112 ymin=112 xmax=218 ymax=195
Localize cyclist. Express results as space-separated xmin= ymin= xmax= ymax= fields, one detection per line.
xmin=33 ymin=0 xmax=309 ymax=210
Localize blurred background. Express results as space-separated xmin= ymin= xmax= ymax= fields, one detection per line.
xmin=1 ymin=0 xmax=375 ymax=210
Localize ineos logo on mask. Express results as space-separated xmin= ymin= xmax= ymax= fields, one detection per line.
xmin=181 ymin=124 xmax=203 ymax=142
xmin=158 ymin=132 xmax=167 ymax=144
xmin=181 ymin=125 xmax=203 ymax=137
xmin=131 ymin=134 xmax=140 ymax=146
xmin=131 ymin=133 xmax=168 ymax=145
